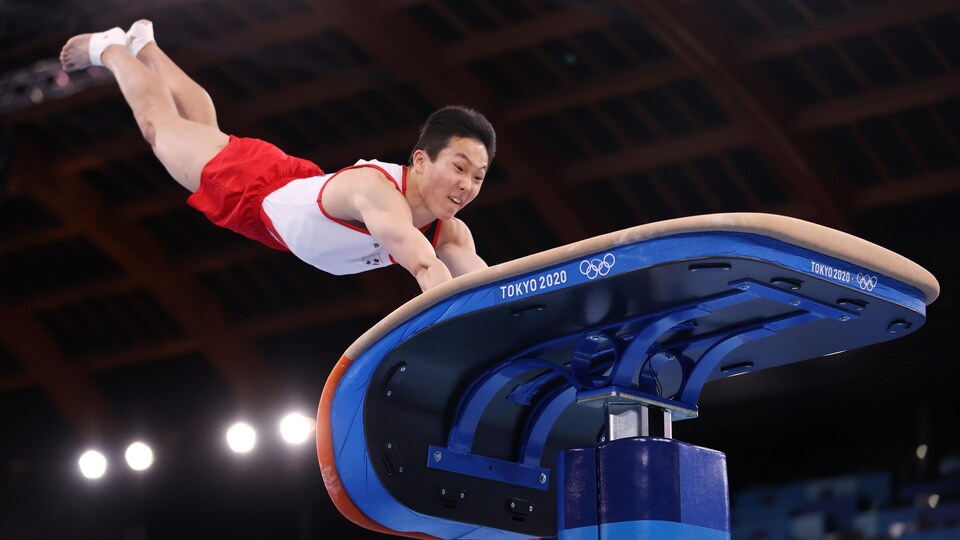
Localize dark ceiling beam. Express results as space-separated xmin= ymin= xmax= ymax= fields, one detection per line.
xmin=16 ymin=276 xmax=138 ymax=313
xmin=12 ymin=248 xmax=274 ymax=331
xmin=0 ymin=300 xmax=111 ymax=434
xmin=303 ymin=0 xmax=589 ymax=244
xmin=14 ymin=147 xmax=282 ymax=411
xmin=852 ymin=166 xmax=960 ymax=211
xmin=245 ymin=6 xmax=632 ymax=124
xmin=115 ymin=189 xmax=190 ymax=221
xmin=439 ymin=6 xmax=610 ymax=67
xmin=72 ymin=290 xmax=401 ymax=376
xmin=231 ymin=4 xmax=624 ymax=127
xmin=78 ymin=337 xmax=197 ymax=374
xmin=563 ymin=124 xmax=752 ymax=181
xmin=0 ymin=0 xmax=199 ymax=65
xmin=0 ymin=224 xmax=78 ymax=252
xmin=5 ymin=1 xmax=404 ymax=125
xmin=627 ymin=0 xmax=849 ymax=229
xmin=0 ymin=374 xmax=31 ymax=392
xmin=3 ymin=6 xmax=312 ymax=124
xmin=797 ymin=72 xmax=960 ymax=131
xmin=169 ymin=9 xmax=327 ymax=59
xmin=5 ymin=83 xmax=119 ymax=125
xmin=236 ymin=293 xmax=400 ymax=339
xmin=231 ymin=78 xmax=376 ymax=127
xmin=739 ymin=0 xmax=959 ymax=63
xmin=12 ymin=12 xmax=335 ymax=127
xmin=217 ymin=7 xmax=686 ymax=131
xmin=499 ymin=60 xmax=694 ymax=123
xmin=4 ymin=267 xmax=414 ymax=382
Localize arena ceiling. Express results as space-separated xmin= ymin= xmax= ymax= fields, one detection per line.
xmin=1 ymin=0 xmax=958 ymax=537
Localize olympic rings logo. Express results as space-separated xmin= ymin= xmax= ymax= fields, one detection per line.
xmin=580 ymin=253 xmax=616 ymax=280
xmin=856 ymin=273 xmax=878 ymax=292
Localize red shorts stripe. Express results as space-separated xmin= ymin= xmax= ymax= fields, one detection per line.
xmin=187 ymin=136 xmax=324 ymax=250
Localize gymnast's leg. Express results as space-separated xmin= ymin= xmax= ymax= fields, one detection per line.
xmin=126 ymin=20 xmax=219 ymax=129
xmin=60 ymin=28 xmax=227 ymax=193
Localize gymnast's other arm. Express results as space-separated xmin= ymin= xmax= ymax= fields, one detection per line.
xmin=436 ymin=217 xmax=487 ymax=278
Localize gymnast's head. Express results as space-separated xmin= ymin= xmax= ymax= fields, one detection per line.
xmin=408 ymin=106 xmax=496 ymax=219
xmin=409 ymin=106 xmax=496 ymax=167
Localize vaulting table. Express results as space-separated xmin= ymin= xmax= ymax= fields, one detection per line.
xmin=316 ymin=213 xmax=939 ymax=540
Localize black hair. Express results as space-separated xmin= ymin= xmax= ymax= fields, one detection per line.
xmin=409 ymin=105 xmax=496 ymax=166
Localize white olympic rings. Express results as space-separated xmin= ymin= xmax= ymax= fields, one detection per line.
xmin=579 ymin=253 xmax=616 ymax=280
xmin=856 ymin=273 xmax=878 ymax=292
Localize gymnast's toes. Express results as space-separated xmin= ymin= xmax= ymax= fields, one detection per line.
xmin=60 ymin=33 xmax=93 ymax=72
xmin=62 ymin=27 xmax=127 ymax=72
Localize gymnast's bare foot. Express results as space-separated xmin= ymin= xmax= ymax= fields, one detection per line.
xmin=60 ymin=33 xmax=94 ymax=72
xmin=60 ymin=27 xmax=127 ymax=72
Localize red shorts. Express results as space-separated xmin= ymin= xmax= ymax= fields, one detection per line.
xmin=187 ymin=136 xmax=324 ymax=250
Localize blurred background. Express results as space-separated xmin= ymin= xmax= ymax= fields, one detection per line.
xmin=1 ymin=0 xmax=958 ymax=538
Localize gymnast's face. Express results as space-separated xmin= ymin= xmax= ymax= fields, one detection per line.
xmin=415 ymin=136 xmax=488 ymax=221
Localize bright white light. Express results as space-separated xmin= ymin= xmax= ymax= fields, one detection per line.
xmin=916 ymin=444 xmax=928 ymax=460
xmin=279 ymin=413 xmax=315 ymax=445
xmin=125 ymin=441 xmax=154 ymax=471
xmin=888 ymin=522 xmax=906 ymax=538
xmin=78 ymin=450 xmax=107 ymax=479
xmin=928 ymin=493 xmax=940 ymax=508
xmin=226 ymin=422 xmax=256 ymax=453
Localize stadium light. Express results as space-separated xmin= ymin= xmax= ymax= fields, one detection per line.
xmin=279 ymin=412 xmax=315 ymax=445
xmin=226 ymin=422 xmax=256 ymax=453
xmin=125 ymin=441 xmax=154 ymax=471
xmin=78 ymin=450 xmax=107 ymax=479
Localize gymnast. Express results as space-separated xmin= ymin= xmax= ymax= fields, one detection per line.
xmin=60 ymin=21 xmax=496 ymax=292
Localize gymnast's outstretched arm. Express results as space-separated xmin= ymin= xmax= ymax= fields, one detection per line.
xmin=345 ymin=169 xmax=456 ymax=292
